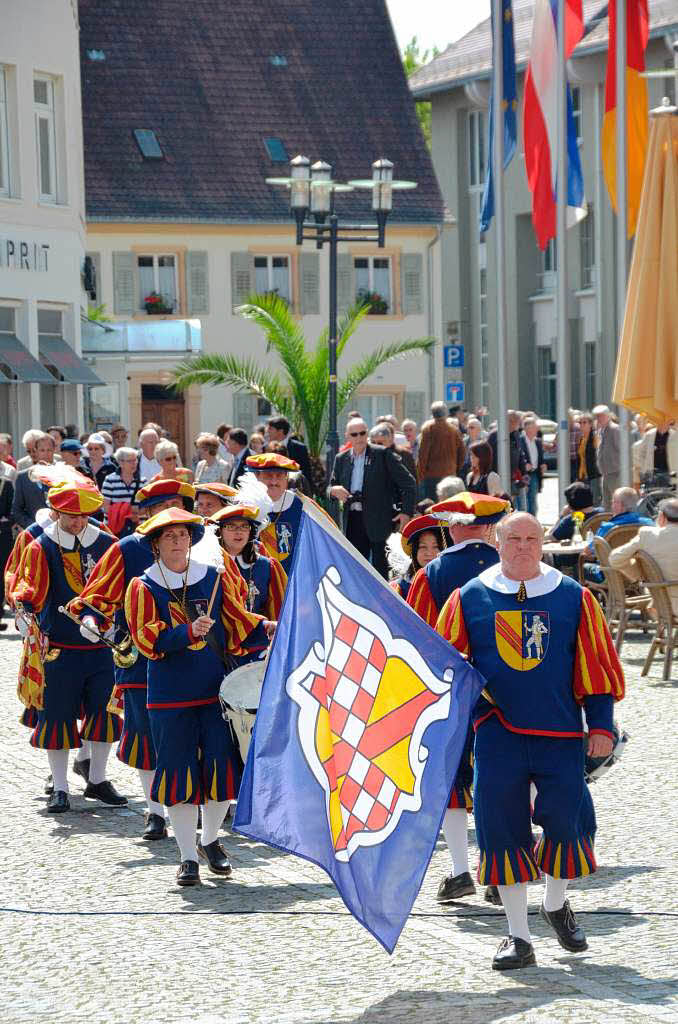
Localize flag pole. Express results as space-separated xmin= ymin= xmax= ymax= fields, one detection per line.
xmin=616 ymin=0 xmax=631 ymax=486
xmin=493 ymin=0 xmax=510 ymax=491
xmin=555 ymin=0 xmax=569 ymax=506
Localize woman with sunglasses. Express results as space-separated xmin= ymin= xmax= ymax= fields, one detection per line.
xmin=153 ymin=439 xmax=193 ymax=484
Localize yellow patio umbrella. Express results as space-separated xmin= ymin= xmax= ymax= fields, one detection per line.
xmin=612 ymin=101 xmax=678 ymax=427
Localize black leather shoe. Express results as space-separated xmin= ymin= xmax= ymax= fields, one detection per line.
xmin=492 ymin=936 xmax=537 ymax=971
xmin=72 ymin=757 xmax=90 ymax=782
xmin=176 ymin=860 xmax=201 ymax=886
xmin=44 ymin=774 xmax=54 ymax=795
xmin=143 ymin=812 xmax=168 ymax=840
xmin=83 ymin=780 xmax=128 ymax=806
xmin=484 ymin=884 xmax=502 ymax=906
xmin=47 ymin=790 xmax=70 ymax=814
xmin=436 ymin=870 xmax=475 ymax=903
xmin=540 ymin=899 xmax=588 ymax=952
xmin=197 ymin=839 xmax=232 ymax=876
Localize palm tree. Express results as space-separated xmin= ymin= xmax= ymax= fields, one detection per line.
xmin=171 ymin=293 xmax=434 ymax=462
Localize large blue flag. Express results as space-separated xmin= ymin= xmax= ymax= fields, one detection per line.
xmin=480 ymin=0 xmax=517 ymax=233
xmin=233 ymin=500 xmax=484 ymax=953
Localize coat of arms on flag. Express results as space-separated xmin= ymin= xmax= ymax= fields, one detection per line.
xmin=287 ymin=566 xmax=453 ymax=862
xmin=233 ymin=497 xmax=484 ymax=953
xmin=495 ymin=610 xmax=550 ymax=671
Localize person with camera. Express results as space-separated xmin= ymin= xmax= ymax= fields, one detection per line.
xmin=328 ymin=417 xmax=416 ymax=579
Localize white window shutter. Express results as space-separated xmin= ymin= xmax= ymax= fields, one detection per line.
xmin=231 ymin=251 xmax=254 ymax=309
xmin=336 ymin=253 xmax=354 ymax=314
xmin=404 ymin=390 xmax=426 ymax=427
xmin=233 ymin=392 xmax=255 ymax=435
xmin=186 ymin=250 xmax=209 ymax=315
xmin=300 ymin=251 xmax=320 ymax=315
xmin=112 ymin=251 xmax=136 ymax=316
xmin=401 ymin=252 xmax=423 ymax=315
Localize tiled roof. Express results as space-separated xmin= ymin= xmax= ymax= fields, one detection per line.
xmin=410 ymin=0 xmax=678 ymax=98
xmin=79 ymin=0 xmax=443 ymax=224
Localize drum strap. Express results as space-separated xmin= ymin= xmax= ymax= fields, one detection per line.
xmin=183 ymin=601 xmax=235 ymax=672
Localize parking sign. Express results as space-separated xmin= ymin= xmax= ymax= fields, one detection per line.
xmin=443 ymin=345 xmax=464 ymax=368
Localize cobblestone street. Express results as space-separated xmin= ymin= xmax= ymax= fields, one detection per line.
xmin=1 ymin=572 xmax=676 ymax=1023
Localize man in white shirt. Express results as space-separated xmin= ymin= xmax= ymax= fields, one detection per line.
xmin=137 ymin=427 xmax=161 ymax=480
xmin=609 ymin=498 xmax=678 ymax=614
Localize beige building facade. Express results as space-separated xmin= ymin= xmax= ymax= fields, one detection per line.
xmin=0 ymin=0 xmax=101 ymax=443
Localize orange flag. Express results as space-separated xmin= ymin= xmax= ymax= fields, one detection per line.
xmin=602 ymin=0 xmax=649 ymax=237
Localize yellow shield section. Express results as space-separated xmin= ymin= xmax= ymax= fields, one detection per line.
xmin=495 ymin=611 xmax=542 ymax=672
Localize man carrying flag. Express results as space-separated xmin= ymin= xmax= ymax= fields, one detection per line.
xmin=233 ymin=496 xmax=484 ymax=953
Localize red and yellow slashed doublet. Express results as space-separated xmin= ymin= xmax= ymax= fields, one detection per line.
xmin=265 ymin=558 xmax=287 ymax=619
xmin=574 ymin=589 xmax=625 ymax=704
xmin=436 ymin=589 xmax=470 ymax=658
xmin=406 ymin=569 xmax=440 ymax=628
xmin=69 ymin=542 xmax=125 ymax=624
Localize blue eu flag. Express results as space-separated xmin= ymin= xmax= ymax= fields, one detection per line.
xmin=480 ymin=0 xmax=517 ymax=233
xmin=233 ymin=500 xmax=484 ymax=953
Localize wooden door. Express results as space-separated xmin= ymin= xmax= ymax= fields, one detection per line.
xmin=141 ymin=399 xmax=186 ymax=459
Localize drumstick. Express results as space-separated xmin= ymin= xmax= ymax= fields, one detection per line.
xmin=205 ymin=568 xmax=224 ymax=619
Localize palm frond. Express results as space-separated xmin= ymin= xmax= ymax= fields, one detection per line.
xmin=337 ymin=337 xmax=435 ymax=413
xmin=336 ymin=302 xmax=370 ymax=359
xmin=236 ymin=294 xmax=314 ymax=429
xmin=170 ymin=353 xmax=293 ymax=418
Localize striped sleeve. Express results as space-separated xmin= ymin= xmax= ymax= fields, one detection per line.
xmin=265 ymin=559 xmax=287 ymax=620
xmin=435 ymin=588 xmax=470 ymax=657
xmin=221 ymin=551 xmax=249 ymax=605
xmin=219 ymin=571 xmax=265 ymax=653
xmin=258 ymin=523 xmax=278 ymax=561
xmin=124 ymin=578 xmax=167 ymax=661
xmin=12 ymin=540 xmax=50 ymax=613
xmin=406 ymin=569 xmax=439 ymax=627
xmin=68 ymin=542 xmax=126 ymax=624
xmin=573 ymin=588 xmax=625 ymax=702
xmin=4 ymin=529 xmax=31 ymax=609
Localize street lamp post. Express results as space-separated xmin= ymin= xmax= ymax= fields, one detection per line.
xmin=267 ymin=156 xmax=416 ymax=509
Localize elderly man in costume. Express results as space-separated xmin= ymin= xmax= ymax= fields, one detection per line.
xmin=67 ymin=478 xmax=197 ymax=839
xmin=12 ymin=478 xmax=125 ymax=813
xmin=125 ymin=507 xmax=275 ymax=887
xmin=406 ymin=492 xmax=510 ymax=905
xmin=437 ymin=511 xmax=624 ymax=969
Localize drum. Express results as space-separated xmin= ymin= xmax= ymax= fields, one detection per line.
xmin=219 ymin=661 xmax=267 ymax=764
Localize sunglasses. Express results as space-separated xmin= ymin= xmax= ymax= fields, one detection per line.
xmin=349 ymin=430 xmax=367 ymax=437
xmin=161 ymin=455 xmax=178 ymax=462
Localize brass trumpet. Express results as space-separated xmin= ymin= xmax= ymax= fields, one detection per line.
xmin=58 ymin=604 xmax=139 ymax=668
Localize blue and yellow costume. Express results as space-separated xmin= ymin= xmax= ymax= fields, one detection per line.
xmin=69 ymin=478 xmax=197 ymax=771
xmin=12 ymin=482 xmax=120 ymax=751
xmin=125 ymin=509 xmax=267 ymax=807
xmin=437 ymin=562 xmax=624 ymax=886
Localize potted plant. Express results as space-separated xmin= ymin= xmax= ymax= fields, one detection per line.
xmin=356 ymin=288 xmax=389 ymax=315
xmin=144 ymin=291 xmax=173 ymax=314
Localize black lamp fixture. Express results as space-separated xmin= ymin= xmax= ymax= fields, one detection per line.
xmin=267 ymin=156 xmax=417 ymax=509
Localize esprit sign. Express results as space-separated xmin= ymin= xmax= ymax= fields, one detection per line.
xmin=0 ymin=238 xmax=50 ymax=271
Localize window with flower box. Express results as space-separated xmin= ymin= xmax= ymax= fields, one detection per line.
xmin=138 ymin=254 xmax=178 ymax=313
xmin=354 ymin=256 xmax=391 ymax=314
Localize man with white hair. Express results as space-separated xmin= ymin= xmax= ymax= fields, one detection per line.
xmin=329 ymin=417 xmax=415 ymax=578
xmin=417 ymin=401 xmax=466 ymax=501
xmin=16 ymin=429 xmax=45 ymax=472
xmin=137 ymin=427 xmax=161 ymax=481
xmin=12 ymin=433 xmax=56 ymax=528
xmin=437 ymin=511 xmax=624 ymax=969
xmin=593 ymin=405 xmax=621 ymax=509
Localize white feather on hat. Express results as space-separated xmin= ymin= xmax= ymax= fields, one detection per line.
xmin=235 ymin=472 xmax=274 ymax=531
xmin=386 ymin=533 xmax=411 ymax=578
xmin=28 ymin=462 xmax=95 ymax=488
xmin=191 ymin=522 xmax=226 ymax=571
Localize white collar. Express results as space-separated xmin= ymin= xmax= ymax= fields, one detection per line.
xmin=351 ymin=449 xmax=366 ymax=461
xmin=44 ymin=520 xmax=100 ymax=550
xmin=270 ymin=489 xmax=296 ymax=514
xmin=444 ymin=538 xmax=492 ymax=555
xmin=145 ymin=558 xmax=208 ymax=589
xmin=478 ymin=561 xmax=563 ymax=597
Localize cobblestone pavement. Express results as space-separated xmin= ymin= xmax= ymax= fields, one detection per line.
xmin=1 ymin=594 xmax=676 ymax=1024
